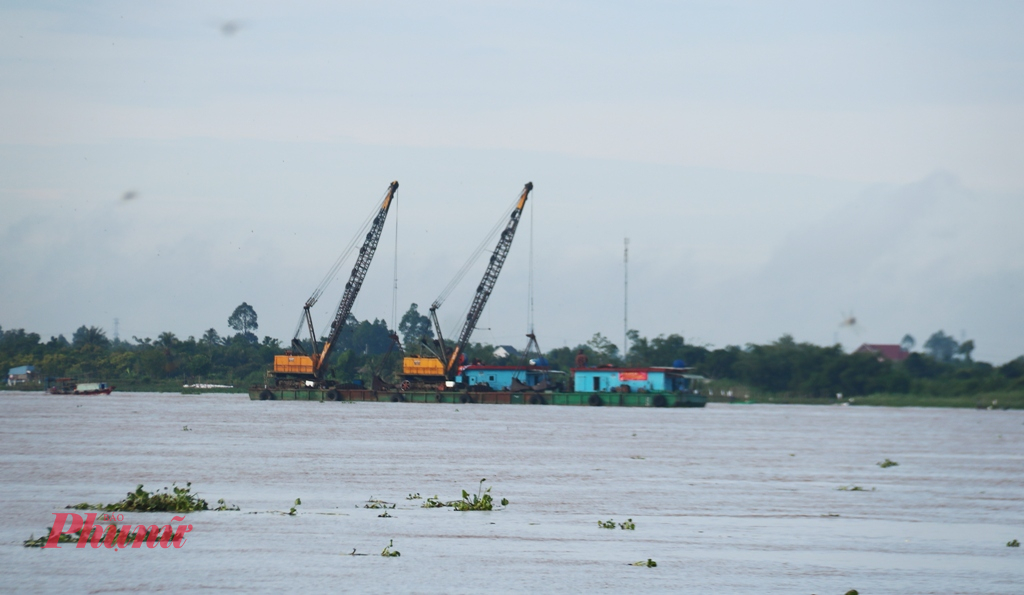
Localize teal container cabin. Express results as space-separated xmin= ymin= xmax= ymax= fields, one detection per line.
xmin=457 ymin=365 xmax=550 ymax=391
xmin=572 ymin=366 xmax=693 ymax=393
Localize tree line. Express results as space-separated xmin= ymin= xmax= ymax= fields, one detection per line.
xmin=3 ymin=302 xmax=1023 ymax=397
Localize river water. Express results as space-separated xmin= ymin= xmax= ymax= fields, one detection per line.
xmin=1 ymin=392 xmax=1021 ymax=594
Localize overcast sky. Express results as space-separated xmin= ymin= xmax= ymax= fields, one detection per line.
xmin=2 ymin=1 xmax=1022 ymax=363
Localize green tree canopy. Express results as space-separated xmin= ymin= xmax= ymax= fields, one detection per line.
xmin=586 ymin=332 xmax=619 ymax=362
xmin=201 ymin=328 xmax=221 ymax=345
xmin=956 ymin=339 xmax=975 ymax=362
xmin=338 ymin=318 xmax=395 ymax=355
xmin=398 ymin=303 xmax=433 ymax=348
xmin=227 ymin=303 xmax=258 ymax=339
xmin=924 ymin=331 xmax=958 ymax=363
xmin=72 ymin=326 xmax=109 ymax=349
xmin=157 ymin=332 xmax=178 ymax=348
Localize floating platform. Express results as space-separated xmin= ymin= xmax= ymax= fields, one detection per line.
xmin=248 ymin=387 xmax=706 ymax=408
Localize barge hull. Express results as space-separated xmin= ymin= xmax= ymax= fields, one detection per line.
xmin=248 ymin=388 xmax=706 ymax=408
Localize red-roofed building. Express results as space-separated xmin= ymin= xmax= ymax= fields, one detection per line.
xmin=855 ymin=344 xmax=910 ymax=362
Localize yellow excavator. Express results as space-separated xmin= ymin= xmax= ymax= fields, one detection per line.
xmin=269 ymin=181 xmax=399 ymax=389
xmin=402 ymin=182 xmax=532 ymax=390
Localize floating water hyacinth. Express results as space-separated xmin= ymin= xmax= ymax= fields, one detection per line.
xmin=381 ymin=539 xmax=400 ymax=557
xmin=66 ymin=483 xmax=237 ymax=513
xmin=420 ymin=480 xmax=509 ymax=511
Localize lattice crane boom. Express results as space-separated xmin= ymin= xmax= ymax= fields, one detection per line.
xmin=442 ymin=182 xmax=532 ymax=377
xmin=311 ymin=180 xmax=399 ymax=378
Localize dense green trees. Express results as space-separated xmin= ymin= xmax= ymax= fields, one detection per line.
xmin=2 ymin=312 xmax=1022 ymax=398
xmin=618 ymin=331 xmax=1019 ymax=398
xmin=924 ymin=331 xmax=958 ymax=362
xmin=0 ymin=324 xmax=277 ymax=388
xmin=398 ymin=303 xmax=433 ymax=348
xmin=72 ymin=326 xmax=109 ymax=349
xmin=453 ymin=330 xmax=1021 ymax=399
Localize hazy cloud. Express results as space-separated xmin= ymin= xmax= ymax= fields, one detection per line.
xmin=1 ymin=2 xmax=1022 ymax=362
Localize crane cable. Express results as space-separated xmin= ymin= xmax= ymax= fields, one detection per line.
xmin=291 ymin=186 xmax=392 ymax=341
xmin=513 ymin=190 xmax=536 ymax=383
xmin=391 ymin=188 xmax=399 ymax=334
xmin=527 ymin=187 xmax=534 ymax=335
xmin=432 ymin=192 xmax=522 ymax=312
xmin=433 ymin=191 xmax=524 ymax=341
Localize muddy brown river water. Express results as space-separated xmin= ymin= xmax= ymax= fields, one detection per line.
xmin=1 ymin=392 xmax=1021 ymax=593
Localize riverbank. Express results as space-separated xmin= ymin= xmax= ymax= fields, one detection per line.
xmin=0 ymin=382 xmax=248 ymax=394
xmin=706 ymin=390 xmax=1024 ymax=409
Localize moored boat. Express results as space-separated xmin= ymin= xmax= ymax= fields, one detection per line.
xmin=46 ymin=377 xmax=114 ymax=395
xmin=74 ymin=382 xmax=114 ymax=395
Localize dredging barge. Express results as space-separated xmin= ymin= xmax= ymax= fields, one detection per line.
xmin=247 ymin=386 xmax=706 ymax=407
xmin=249 ymin=363 xmax=707 ymax=407
xmin=254 ymin=180 xmax=706 ymax=409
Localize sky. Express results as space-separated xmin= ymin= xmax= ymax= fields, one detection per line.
xmin=1 ymin=1 xmax=1022 ymax=363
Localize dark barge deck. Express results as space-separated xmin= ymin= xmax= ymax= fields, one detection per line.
xmin=248 ymin=387 xmax=706 ymax=408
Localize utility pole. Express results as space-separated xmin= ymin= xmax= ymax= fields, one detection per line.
xmin=113 ymin=318 xmax=119 ymax=342
xmin=623 ymin=237 xmax=629 ymax=360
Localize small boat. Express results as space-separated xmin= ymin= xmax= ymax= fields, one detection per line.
xmin=74 ymin=382 xmax=114 ymax=395
xmin=46 ymin=378 xmax=114 ymax=395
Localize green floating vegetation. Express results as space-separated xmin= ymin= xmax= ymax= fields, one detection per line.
xmin=877 ymin=458 xmax=899 ymax=468
xmin=381 ymin=539 xmax=400 ymax=557
xmin=378 ymin=511 xmax=392 ymax=518
xmin=67 ymin=483 xmax=237 ymax=513
xmin=599 ymin=518 xmax=635 ymax=529
xmin=24 ymin=524 xmax=151 ymax=548
xmin=1008 ymin=539 xmax=1020 ymax=547
xmin=406 ymin=493 xmax=422 ymax=500
xmin=452 ymin=479 xmax=508 ymax=511
xmin=421 ymin=496 xmax=448 ymax=509
xmin=288 ymin=498 xmax=301 ymax=516
xmin=214 ymin=499 xmax=239 ymax=511
xmin=421 ymin=479 xmax=509 ymax=511
xmin=24 ymin=529 xmax=76 ymax=548
xmin=837 ymin=486 xmax=875 ymax=492
xmin=364 ymin=498 xmax=395 ymax=509
xmin=845 ymin=590 xmax=859 ymax=595
xmin=631 ymin=559 xmax=657 ymax=567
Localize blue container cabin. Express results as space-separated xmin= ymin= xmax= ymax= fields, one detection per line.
xmin=457 ymin=365 xmax=550 ymax=391
xmin=571 ymin=366 xmax=693 ymax=393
